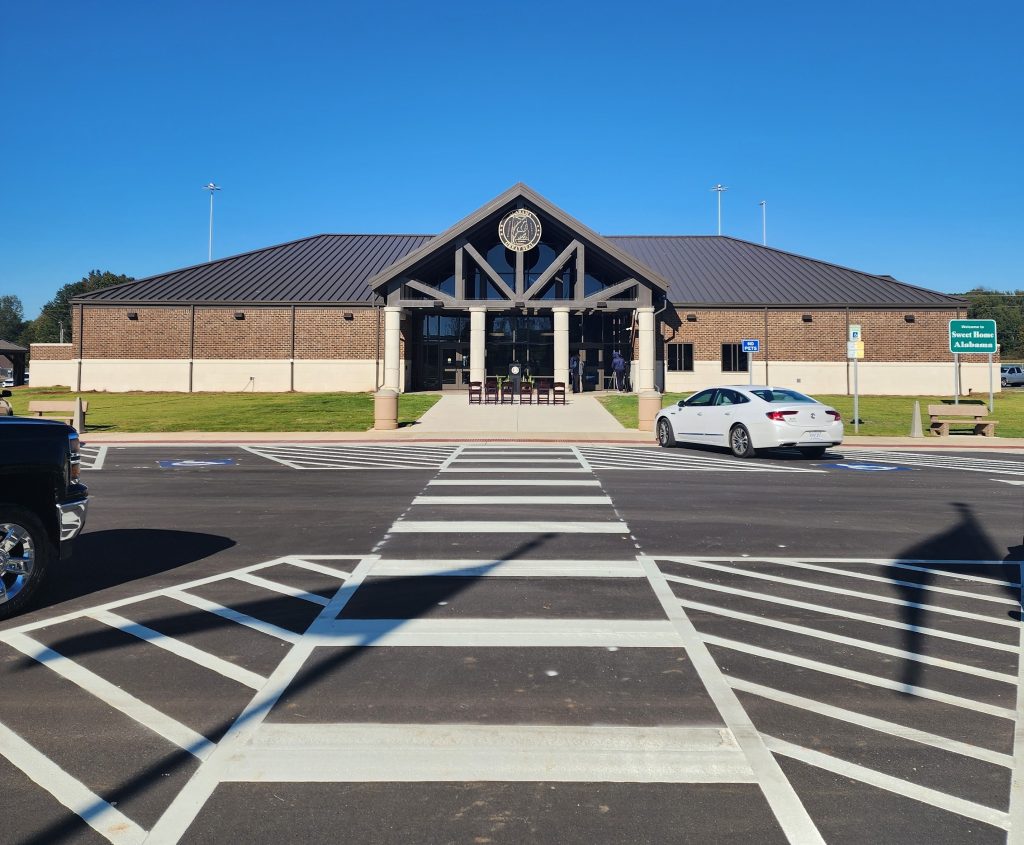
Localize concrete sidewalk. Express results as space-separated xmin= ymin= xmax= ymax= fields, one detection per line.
xmin=412 ymin=394 xmax=623 ymax=434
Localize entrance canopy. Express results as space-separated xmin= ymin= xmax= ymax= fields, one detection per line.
xmin=368 ymin=183 xmax=669 ymax=311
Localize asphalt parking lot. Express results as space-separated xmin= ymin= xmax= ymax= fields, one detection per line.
xmin=1 ymin=442 xmax=1022 ymax=844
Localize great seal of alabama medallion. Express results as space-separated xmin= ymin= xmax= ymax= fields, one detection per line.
xmin=498 ymin=208 xmax=542 ymax=252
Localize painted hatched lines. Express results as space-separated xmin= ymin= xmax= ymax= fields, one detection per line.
xmin=224 ymin=723 xmax=755 ymax=784
xmin=241 ymin=444 xmax=457 ymax=470
xmin=659 ymin=555 xmax=1022 ymax=832
xmin=80 ymin=444 xmax=107 ymax=471
xmin=370 ymin=559 xmax=645 ymax=577
xmin=578 ymin=445 xmax=824 ymax=473
xmin=165 ymin=590 xmax=302 ymax=643
xmin=840 ymin=448 xmax=1024 ymax=476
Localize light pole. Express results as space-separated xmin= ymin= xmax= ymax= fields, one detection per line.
xmin=759 ymin=200 xmax=766 ymax=245
xmin=710 ymin=184 xmax=728 ymax=235
xmin=203 ymin=182 xmax=221 ymax=261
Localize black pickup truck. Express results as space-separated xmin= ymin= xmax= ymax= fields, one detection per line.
xmin=0 ymin=392 xmax=89 ymax=619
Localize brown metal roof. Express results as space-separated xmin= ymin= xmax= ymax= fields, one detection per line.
xmin=76 ymin=232 xmax=963 ymax=309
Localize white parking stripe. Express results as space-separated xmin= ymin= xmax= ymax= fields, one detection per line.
xmin=664 ymin=559 xmax=1017 ymax=626
xmin=89 ymin=610 xmax=267 ymax=690
xmin=389 ymin=520 xmax=630 ymax=533
xmin=231 ymin=572 xmax=331 ymax=606
xmin=165 ymin=591 xmax=301 ymax=644
xmin=703 ymin=634 xmax=1016 ymax=718
xmin=282 ymin=559 xmax=353 ymax=579
xmin=665 ymin=573 xmax=1020 ymax=652
xmin=0 ymin=719 xmax=147 ymax=844
xmin=369 ymin=559 xmax=645 ymax=577
xmin=680 ymin=598 xmax=1016 ymax=683
xmin=224 ymin=723 xmax=756 ymax=784
xmin=763 ymin=734 xmax=1011 ymax=830
xmin=728 ymin=677 xmax=1014 ymax=768
xmin=5 ymin=632 xmax=216 ymax=759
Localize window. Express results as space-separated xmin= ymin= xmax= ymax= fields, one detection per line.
xmin=721 ymin=343 xmax=748 ymax=372
xmin=751 ymin=388 xmax=815 ymax=403
xmin=715 ymin=389 xmax=749 ymax=406
xmin=685 ymin=389 xmax=717 ymax=407
xmin=667 ymin=343 xmax=694 ymax=372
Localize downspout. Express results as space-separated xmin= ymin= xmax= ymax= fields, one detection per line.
xmin=290 ymin=305 xmax=296 ymax=392
xmin=188 ymin=305 xmax=195 ymax=392
xmin=763 ymin=306 xmax=769 ymax=386
xmin=375 ymin=295 xmax=382 ymax=391
xmin=76 ymin=304 xmax=84 ymax=391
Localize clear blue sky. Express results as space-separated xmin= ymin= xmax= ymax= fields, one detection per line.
xmin=2 ymin=1 xmax=1021 ymax=318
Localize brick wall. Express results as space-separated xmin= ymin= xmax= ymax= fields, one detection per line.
xmin=661 ymin=307 xmax=962 ymax=363
xmin=295 ymin=308 xmax=378 ymax=359
xmin=29 ymin=344 xmax=74 ymax=360
xmin=81 ymin=306 xmax=191 ymax=359
xmin=193 ymin=308 xmax=291 ymax=359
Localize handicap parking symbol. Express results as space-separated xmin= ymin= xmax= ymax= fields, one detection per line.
xmin=157 ymin=458 xmax=237 ymax=468
xmin=825 ymin=462 xmax=910 ymax=472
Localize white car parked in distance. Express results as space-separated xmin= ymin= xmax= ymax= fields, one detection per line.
xmin=656 ymin=385 xmax=844 ymax=458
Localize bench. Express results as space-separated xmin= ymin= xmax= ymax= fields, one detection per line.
xmin=28 ymin=400 xmax=89 ymax=430
xmin=927 ymin=404 xmax=998 ymax=437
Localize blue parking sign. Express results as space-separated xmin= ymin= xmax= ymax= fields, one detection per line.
xmin=741 ymin=339 xmax=760 ymax=353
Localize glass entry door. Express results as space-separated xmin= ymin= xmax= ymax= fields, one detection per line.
xmin=440 ymin=345 xmax=469 ymax=389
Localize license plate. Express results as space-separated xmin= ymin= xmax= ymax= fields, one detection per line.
xmin=804 ymin=430 xmax=825 ymax=441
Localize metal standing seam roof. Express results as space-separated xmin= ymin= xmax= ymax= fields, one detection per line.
xmin=75 ymin=233 xmax=964 ymax=309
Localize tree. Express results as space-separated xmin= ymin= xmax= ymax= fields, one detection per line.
xmin=961 ymin=287 xmax=1024 ymax=361
xmin=0 ymin=295 xmax=24 ymax=342
xmin=28 ymin=270 xmax=134 ymax=344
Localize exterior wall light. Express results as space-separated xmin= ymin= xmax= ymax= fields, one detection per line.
xmin=514 ymin=301 xmax=525 ymax=309
xmin=432 ymin=300 xmax=444 ymax=308
xmin=343 ymin=312 xmax=354 ymax=320
xmin=127 ymin=312 xmax=138 ymax=321
xmin=234 ymin=312 xmax=245 ymax=320
xmin=801 ymin=314 xmax=813 ymax=323
xmin=596 ymin=302 xmax=608 ymax=309
xmin=904 ymin=314 xmax=916 ymax=323
xmin=686 ymin=313 xmax=697 ymax=322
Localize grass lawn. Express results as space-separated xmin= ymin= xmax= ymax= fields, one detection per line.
xmin=4 ymin=387 xmax=440 ymax=433
xmin=599 ymin=390 xmax=1024 ymax=437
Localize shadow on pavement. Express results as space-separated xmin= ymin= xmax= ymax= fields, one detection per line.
xmin=37 ymin=529 xmax=236 ymax=611
xmin=18 ymin=533 xmax=555 ymax=844
xmin=887 ymin=502 xmax=1021 ymax=691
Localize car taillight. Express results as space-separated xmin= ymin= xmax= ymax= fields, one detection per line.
xmin=827 ymin=410 xmax=841 ymax=421
xmin=69 ymin=431 xmax=81 ymax=482
xmin=766 ymin=410 xmax=797 ymax=421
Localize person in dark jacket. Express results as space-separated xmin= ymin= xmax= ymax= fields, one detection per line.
xmin=569 ymin=352 xmax=580 ymax=393
xmin=611 ymin=351 xmax=625 ymax=391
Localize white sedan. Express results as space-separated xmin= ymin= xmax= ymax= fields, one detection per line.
xmin=655 ymin=385 xmax=844 ymax=458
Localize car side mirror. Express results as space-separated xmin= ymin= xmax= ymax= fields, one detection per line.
xmin=677 ymin=399 xmax=687 ymax=407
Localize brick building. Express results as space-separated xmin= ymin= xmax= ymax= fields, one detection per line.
xmin=32 ymin=184 xmax=982 ymax=421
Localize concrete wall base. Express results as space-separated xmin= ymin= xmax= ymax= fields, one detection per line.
xmin=374 ymin=389 xmax=399 ymax=430
xmin=638 ymin=390 xmax=662 ymax=432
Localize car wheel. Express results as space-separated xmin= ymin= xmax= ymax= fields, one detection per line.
xmin=1001 ymin=378 xmax=1008 ymax=387
xmin=798 ymin=446 xmax=827 ymax=459
xmin=0 ymin=506 xmax=53 ymax=620
xmin=656 ymin=418 xmax=676 ymax=448
xmin=729 ymin=424 xmax=756 ymax=458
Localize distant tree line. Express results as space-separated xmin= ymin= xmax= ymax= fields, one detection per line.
xmin=1 ymin=271 xmax=133 ymax=354
xmin=961 ymin=288 xmax=1024 ymax=361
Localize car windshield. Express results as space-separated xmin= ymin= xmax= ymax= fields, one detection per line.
xmin=750 ymin=388 xmax=816 ymax=403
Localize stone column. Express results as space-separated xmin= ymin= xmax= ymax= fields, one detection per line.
xmin=636 ymin=306 xmax=661 ymax=432
xmin=470 ymin=307 xmax=486 ymax=385
xmin=553 ymin=307 xmax=569 ymax=387
xmin=375 ymin=306 xmax=402 ymax=430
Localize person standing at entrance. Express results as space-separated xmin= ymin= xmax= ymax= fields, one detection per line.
xmin=612 ymin=350 xmax=625 ymax=391
xmin=569 ymin=352 xmax=580 ymax=393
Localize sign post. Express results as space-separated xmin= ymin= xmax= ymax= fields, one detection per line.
xmin=948 ymin=319 xmax=997 ymax=408
xmin=741 ymin=339 xmax=760 ymax=386
xmin=847 ymin=325 xmax=863 ymax=434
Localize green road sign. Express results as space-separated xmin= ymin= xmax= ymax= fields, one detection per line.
xmin=949 ymin=319 xmax=997 ymax=354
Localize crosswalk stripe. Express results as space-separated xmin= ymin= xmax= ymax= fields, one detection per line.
xmin=439 ymin=467 xmax=591 ymax=473
xmin=727 ymin=677 xmax=1014 ymax=767
xmin=389 ymin=520 xmax=630 ymax=533
xmin=762 ymin=734 xmax=1010 ymax=830
xmin=703 ymin=634 xmax=1016 ymax=718
xmin=89 ymin=610 xmax=267 ymax=690
xmin=370 ymin=559 xmax=645 ymax=577
xmin=5 ymin=632 xmax=216 ymax=758
xmin=224 ymin=723 xmax=755 ymax=784
xmin=412 ymin=495 xmax=612 ymax=505
xmin=426 ymin=479 xmax=603 ymax=486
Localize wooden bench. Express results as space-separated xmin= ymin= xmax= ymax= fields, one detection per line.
xmin=28 ymin=400 xmax=89 ymax=430
xmin=927 ymin=404 xmax=998 ymax=437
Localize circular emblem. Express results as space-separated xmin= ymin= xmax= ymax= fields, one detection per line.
xmin=510 ymin=364 xmax=522 ymax=376
xmin=498 ymin=209 xmax=542 ymax=252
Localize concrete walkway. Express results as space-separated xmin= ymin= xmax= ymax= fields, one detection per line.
xmin=412 ymin=394 xmax=623 ymax=434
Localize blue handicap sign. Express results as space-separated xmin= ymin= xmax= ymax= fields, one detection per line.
xmin=825 ymin=462 xmax=910 ymax=472
xmin=158 ymin=458 xmax=236 ymax=468
xmin=741 ymin=339 xmax=760 ymax=353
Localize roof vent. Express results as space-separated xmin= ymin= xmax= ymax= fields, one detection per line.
xmin=686 ymin=313 xmax=697 ymax=322
xmin=904 ymin=314 xmax=916 ymax=323
xmin=234 ymin=312 xmax=245 ymax=320
xmin=126 ymin=312 xmax=138 ymax=321
xmin=801 ymin=314 xmax=813 ymax=323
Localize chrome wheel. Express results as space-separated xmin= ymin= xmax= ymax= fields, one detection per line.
xmin=0 ymin=522 xmax=35 ymax=606
xmin=729 ymin=425 xmax=754 ymax=458
xmin=657 ymin=418 xmax=675 ymax=447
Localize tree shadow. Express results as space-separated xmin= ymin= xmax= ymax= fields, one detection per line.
xmin=887 ymin=502 xmax=1021 ymax=691
xmin=35 ymin=529 xmax=236 ymax=612
xmin=18 ymin=533 xmax=555 ymax=844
